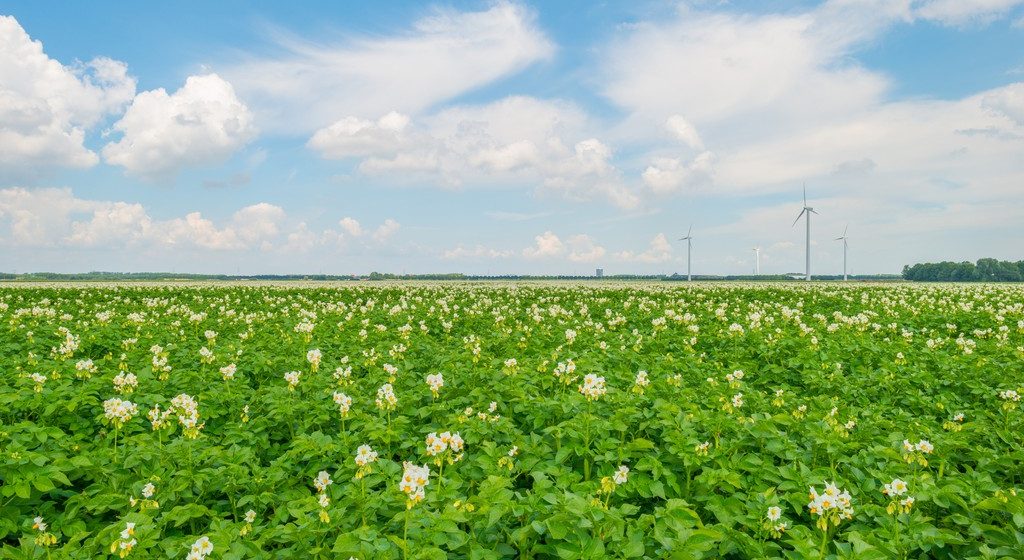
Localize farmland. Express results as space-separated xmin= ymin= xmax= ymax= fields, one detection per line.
xmin=1 ymin=282 xmax=1022 ymax=559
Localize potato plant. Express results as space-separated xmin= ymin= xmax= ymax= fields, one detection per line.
xmin=0 ymin=282 xmax=1022 ymax=559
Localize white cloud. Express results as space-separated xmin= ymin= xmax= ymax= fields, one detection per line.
xmin=372 ymin=218 xmax=401 ymax=242
xmin=223 ymin=2 xmax=554 ymax=133
xmin=983 ymin=82 xmax=1024 ymax=125
xmin=307 ymin=111 xmax=410 ymax=158
xmin=0 ymin=16 xmax=136 ymax=176
xmin=566 ymin=234 xmax=606 ymax=262
xmin=312 ymin=96 xmax=640 ymax=207
xmin=914 ymin=0 xmax=1024 ymax=26
xmin=338 ymin=217 xmax=364 ymax=237
xmin=442 ymin=244 xmax=514 ymax=259
xmin=665 ymin=115 xmax=704 ymax=150
xmin=615 ymin=233 xmax=673 ymax=263
xmin=522 ymin=230 xmax=564 ymax=258
xmin=102 ymin=74 xmax=256 ymax=179
xmin=642 ymin=151 xmax=716 ymax=194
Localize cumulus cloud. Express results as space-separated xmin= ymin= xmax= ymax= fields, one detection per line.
xmin=223 ymin=2 xmax=554 ymax=134
xmin=102 ymin=74 xmax=256 ymax=179
xmin=338 ymin=217 xmax=364 ymax=237
xmin=522 ymin=230 xmax=564 ymax=258
xmin=313 ymin=97 xmax=639 ymax=207
xmin=0 ymin=16 xmax=136 ymax=176
xmin=665 ymin=115 xmax=704 ymax=150
xmin=642 ymin=151 xmax=716 ymax=194
xmin=442 ymin=244 xmax=515 ymax=259
xmin=372 ymin=218 xmax=401 ymax=242
xmin=307 ymin=111 xmax=410 ymax=158
xmin=566 ymin=234 xmax=606 ymax=262
xmin=615 ymin=233 xmax=673 ymax=263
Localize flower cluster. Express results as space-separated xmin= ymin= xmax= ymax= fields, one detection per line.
xmin=399 ymin=462 xmax=431 ymax=507
xmin=882 ymin=478 xmax=915 ymax=515
xmin=764 ymin=506 xmax=788 ymax=538
xmin=239 ymin=510 xmax=257 ymax=536
xmin=597 ymin=465 xmax=629 ymax=508
xmin=109 ymin=522 xmax=136 ymax=557
xmin=1000 ymin=389 xmax=1020 ymax=412
xmin=807 ymin=482 xmax=854 ymax=531
xmin=103 ymin=398 xmax=139 ymax=428
xmin=632 ymin=370 xmax=650 ymax=395
xmin=187 ymin=536 xmax=213 ymax=560
xmin=75 ymin=358 xmax=97 ymax=379
xmin=199 ymin=346 xmax=215 ymax=364
xmin=113 ymin=372 xmax=138 ymax=394
xmin=901 ymin=439 xmax=934 ymax=466
xmin=332 ymin=391 xmax=352 ymax=417
xmin=425 ymin=373 xmax=444 ymax=398
xmin=578 ymin=374 xmax=607 ymax=401
xmin=29 ymin=372 xmax=47 ymax=392
xmin=219 ymin=363 xmax=237 ymax=381
xmin=147 ymin=404 xmax=173 ymax=431
xmin=32 ymin=516 xmax=57 ymax=548
xmin=355 ymin=444 xmax=379 ymax=479
xmin=425 ymin=431 xmax=465 ymax=465
xmin=498 ymin=445 xmax=519 ymax=470
xmin=170 ymin=393 xmax=203 ymax=439
xmin=130 ymin=482 xmax=159 ymax=510
xmin=313 ymin=470 xmax=333 ymax=523
xmin=283 ymin=371 xmax=301 ymax=390
xmin=307 ymin=349 xmax=322 ymax=372
xmin=376 ymin=383 xmax=397 ymax=411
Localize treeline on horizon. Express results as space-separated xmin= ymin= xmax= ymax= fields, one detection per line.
xmin=0 ymin=271 xmax=902 ymax=282
xmin=901 ymin=258 xmax=1024 ymax=282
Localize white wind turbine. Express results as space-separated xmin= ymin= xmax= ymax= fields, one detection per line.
xmin=752 ymin=247 xmax=761 ymax=276
xmin=679 ymin=225 xmax=693 ymax=281
xmin=836 ymin=225 xmax=849 ymax=281
xmin=792 ymin=184 xmax=818 ymax=281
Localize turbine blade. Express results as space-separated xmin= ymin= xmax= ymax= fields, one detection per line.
xmin=803 ymin=183 xmax=807 ymax=206
xmin=687 ymin=224 xmax=692 ymax=237
xmin=791 ymin=208 xmax=806 ymax=227
xmin=842 ymin=224 xmax=848 ymax=237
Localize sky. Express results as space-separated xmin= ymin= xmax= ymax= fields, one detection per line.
xmin=1 ymin=0 xmax=1023 ymax=276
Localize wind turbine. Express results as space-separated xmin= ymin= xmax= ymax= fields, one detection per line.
xmin=752 ymin=247 xmax=761 ymax=276
xmin=792 ymin=184 xmax=818 ymax=281
xmin=679 ymin=225 xmax=693 ymax=281
xmin=835 ymin=225 xmax=849 ymax=281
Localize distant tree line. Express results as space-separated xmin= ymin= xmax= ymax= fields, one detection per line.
xmin=902 ymin=258 xmax=1024 ymax=282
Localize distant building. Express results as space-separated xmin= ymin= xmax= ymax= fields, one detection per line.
xmin=596 ymin=268 xmax=604 ymax=277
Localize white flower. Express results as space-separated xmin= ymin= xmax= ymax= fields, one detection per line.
xmin=284 ymin=371 xmax=301 ymax=389
xmin=313 ymin=471 xmax=333 ymax=493
xmin=244 ymin=510 xmax=257 ymax=523
xmin=399 ymin=462 xmax=431 ymax=505
xmin=355 ymin=445 xmax=379 ymax=467
xmin=425 ymin=373 xmax=444 ymax=396
xmin=578 ymin=374 xmax=607 ymax=401
xmin=190 ymin=536 xmax=213 ymax=559
xmin=766 ymin=506 xmax=782 ymax=522
xmin=219 ymin=363 xmax=237 ymax=380
xmin=376 ymin=383 xmax=398 ymax=410
xmin=142 ymin=483 xmax=155 ymax=498
xmin=332 ymin=392 xmax=352 ymax=416
xmin=613 ymin=465 xmax=629 ymax=485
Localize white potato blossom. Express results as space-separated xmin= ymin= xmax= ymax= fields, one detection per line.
xmin=103 ymin=398 xmax=139 ymax=427
xmin=578 ymin=374 xmax=607 ymax=401
xmin=376 ymin=383 xmax=398 ymax=411
xmin=399 ymin=462 xmax=431 ymax=506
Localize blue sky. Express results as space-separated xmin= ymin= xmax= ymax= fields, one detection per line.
xmin=1 ymin=0 xmax=1023 ymax=275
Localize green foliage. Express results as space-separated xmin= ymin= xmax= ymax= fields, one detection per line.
xmin=0 ymin=282 xmax=1022 ymax=559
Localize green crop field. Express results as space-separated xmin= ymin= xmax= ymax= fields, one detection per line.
xmin=1 ymin=282 xmax=1022 ymax=559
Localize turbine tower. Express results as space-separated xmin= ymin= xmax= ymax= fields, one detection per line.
xmin=679 ymin=225 xmax=693 ymax=281
xmin=835 ymin=225 xmax=849 ymax=281
xmin=791 ymin=184 xmax=818 ymax=281
xmin=752 ymin=247 xmax=761 ymax=276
